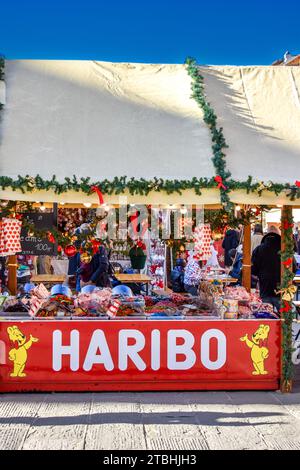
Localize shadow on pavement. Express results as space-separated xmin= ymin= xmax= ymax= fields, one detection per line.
xmin=0 ymin=410 xmax=285 ymax=427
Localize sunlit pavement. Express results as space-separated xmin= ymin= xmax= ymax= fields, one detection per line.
xmin=1 ymin=387 xmax=300 ymax=450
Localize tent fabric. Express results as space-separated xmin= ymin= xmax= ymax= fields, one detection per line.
xmin=200 ymin=65 xmax=300 ymax=184
xmin=0 ymin=60 xmax=214 ymax=183
xmin=0 ymin=60 xmax=300 ymax=204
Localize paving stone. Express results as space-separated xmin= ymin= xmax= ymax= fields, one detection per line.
xmin=0 ymin=394 xmax=46 ymax=450
xmin=139 ymin=394 xmax=209 ymax=450
xmin=189 ymin=396 xmax=268 ymax=450
xmin=226 ymin=391 xmax=300 ymax=450
xmin=21 ymin=393 xmax=92 ymax=450
xmin=85 ymin=393 xmax=146 ymax=450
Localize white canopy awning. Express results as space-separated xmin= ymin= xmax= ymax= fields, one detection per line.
xmin=0 ymin=60 xmax=216 ymax=204
xmin=200 ymin=65 xmax=300 ymax=183
xmin=0 ymin=60 xmax=300 ymax=205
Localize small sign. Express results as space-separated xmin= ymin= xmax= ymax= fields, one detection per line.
xmin=21 ymin=212 xmax=57 ymax=256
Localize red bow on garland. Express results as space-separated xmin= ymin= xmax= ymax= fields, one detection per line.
xmin=282 ymin=221 xmax=293 ymax=230
xmin=295 ymin=181 xmax=300 ymax=188
xmin=282 ymin=258 xmax=293 ymax=268
xmin=91 ymin=186 xmax=104 ymax=205
xmin=280 ymin=300 xmax=291 ymax=313
xmin=214 ymin=175 xmax=227 ymax=190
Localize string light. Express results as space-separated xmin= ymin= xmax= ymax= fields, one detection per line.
xmin=83 ymin=202 xmax=92 ymax=208
xmin=40 ymin=203 xmax=46 ymax=212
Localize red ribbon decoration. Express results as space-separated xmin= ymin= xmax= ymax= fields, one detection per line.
xmin=214 ymin=175 xmax=227 ymax=190
xmin=295 ymin=181 xmax=300 ymax=188
xmin=130 ymin=212 xmax=139 ymax=235
xmin=282 ymin=221 xmax=293 ymax=230
xmin=47 ymin=232 xmax=55 ymax=244
xmin=283 ymin=258 xmax=293 ymax=268
xmin=280 ymin=300 xmax=291 ymax=313
xmin=91 ymin=186 xmax=104 ymax=205
xmin=130 ymin=211 xmax=148 ymax=238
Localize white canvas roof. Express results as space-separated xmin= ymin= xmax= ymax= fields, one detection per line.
xmin=0 ymin=60 xmax=300 ymax=205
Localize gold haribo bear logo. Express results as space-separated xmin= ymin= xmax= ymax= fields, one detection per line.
xmin=7 ymin=326 xmax=39 ymax=378
xmin=240 ymin=324 xmax=270 ymax=375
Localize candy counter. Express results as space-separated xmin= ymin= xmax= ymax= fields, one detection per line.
xmin=0 ymin=283 xmax=281 ymax=392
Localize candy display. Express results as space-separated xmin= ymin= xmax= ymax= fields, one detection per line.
xmin=0 ymin=277 xmax=276 ymax=321
xmin=75 ymin=288 xmax=112 ymax=314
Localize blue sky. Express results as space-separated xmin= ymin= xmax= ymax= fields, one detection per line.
xmin=0 ymin=0 xmax=299 ymax=65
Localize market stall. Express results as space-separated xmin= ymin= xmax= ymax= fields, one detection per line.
xmin=0 ymin=57 xmax=299 ymax=392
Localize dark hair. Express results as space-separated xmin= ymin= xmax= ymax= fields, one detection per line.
xmin=254 ymin=223 xmax=263 ymax=234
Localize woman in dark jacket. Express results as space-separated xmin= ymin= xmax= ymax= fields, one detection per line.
xmin=90 ymin=245 xmax=111 ymax=288
xmin=251 ymin=232 xmax=281 ymax=310
xmin=222 ymin=229 xmax=239 ymax=267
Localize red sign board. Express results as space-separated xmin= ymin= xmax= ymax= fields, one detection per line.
xmin=0 ymin=320 xmax=281 ymax=391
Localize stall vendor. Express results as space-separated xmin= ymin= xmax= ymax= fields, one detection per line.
xmin=89 ymin=245 xmax=111 ymax=288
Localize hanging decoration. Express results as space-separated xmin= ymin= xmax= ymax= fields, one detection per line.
xmin=64 ymin=245 xmax=77 ymax=258
xmin=193 ymin=223 xmax=212 ymax=261
xmin=57 ymin=208 xmax=89 ymax=232
xmin=0 ymin=217 xmax=22 ymax=256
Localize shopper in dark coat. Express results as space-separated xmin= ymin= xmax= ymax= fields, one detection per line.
xmin=222 ymin=229 xmax=239 ymax=267
xmin=90 ymin=245 xmax=111 ymax=288
xmin=251 ymin=232 xmax=281 ymax=310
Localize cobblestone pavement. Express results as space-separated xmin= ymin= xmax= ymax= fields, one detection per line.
xmin=1 ymin=389 xmax=300 ymax=450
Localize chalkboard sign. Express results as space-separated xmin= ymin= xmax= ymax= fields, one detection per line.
xmin=21 ymin=212 xmax=57 ymax=256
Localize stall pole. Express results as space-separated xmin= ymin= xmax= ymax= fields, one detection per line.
xmin=280 ymin=205 xmax=293 ymax=393
xmin=7 ymin=255 xmax=17 ymax=295
xmin=242 ymin=222 xmax=251 ymax=292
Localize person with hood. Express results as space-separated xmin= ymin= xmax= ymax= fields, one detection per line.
xmin=89 ymin=245 xmax=112 ymax=288
xmin=222 ymin=228 xmax=239 ymax=267
xmin=251 ymin=230 xmax=281 ymax=310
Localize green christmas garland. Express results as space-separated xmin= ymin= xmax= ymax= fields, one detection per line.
xmin=0 ymin=174 xmax=217 ymax=196
xmin=280 ymin=208 xmax=295 ymax=391
xmin=185 ymin=57 xmax=232 ymax=210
